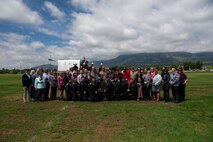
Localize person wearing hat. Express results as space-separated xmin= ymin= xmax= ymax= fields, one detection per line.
xmin=73 ymin=64 xmax=78 ymax=71
xmin=99 ymin=63 xmax=103 ymax=72
xmin=89 ymin=62 xmax=95 ymax=71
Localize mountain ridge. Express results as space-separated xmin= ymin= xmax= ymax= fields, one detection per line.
xmin=93 ymin=52 xmax=213 ymax=67
xmin=32 ymin=52 xmax=213 ymax=69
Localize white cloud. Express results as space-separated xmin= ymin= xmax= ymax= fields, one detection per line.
xmin=44 ymin=1 xmax=65 ymax=21
xmin=36 ymin=27 xmax=70 ymax=39
xmin=0 ymin=0 xmax=43 ymax=25
xmin=30 ymin=41 xmax=45 ymax=49
xmin=0 ymin=33 xmax=47 ymax=68
xmin=69 ymin=0 xmax=213 ymax=60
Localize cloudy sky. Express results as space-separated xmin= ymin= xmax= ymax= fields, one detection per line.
xmin=0 ymin=0 xmax=213 ymax=69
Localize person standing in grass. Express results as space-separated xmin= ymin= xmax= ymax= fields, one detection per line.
xmin=151 ymin=69 xmax=162 ymax=102
xmin=50 ymin=71 xmax=57 ymax=100
xmin=161 ymin=67 xmax=170 ymax=102
xmin=136 ymin=72 xmax=144 ymax=101
xmin=170 ymin=68 xmax=180 ymax=103
xmin=30 ymin=69 xmax=35 ymax=101
xmin=104 ymin=75 xmax=114 ymax=101
xmin=57 ymin=73 xmax=64 ymax=100
xmin=43 ymin=69 xmax=51 ymax=101
xmin=34 ymin=72 xmax=46 ymax=101
xmin=178 ymin=67 xmax=188 ymax=101
xmin=22 ymin=69 xmax=32 ymax=103
xmin=143 ymin=68 xmax=150 ymax=101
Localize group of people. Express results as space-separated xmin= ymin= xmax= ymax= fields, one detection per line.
xmin=22 ymin=60 xmax=187 ymax=103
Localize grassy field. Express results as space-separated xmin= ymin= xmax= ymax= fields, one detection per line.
xmin=0 ymin=72 xmax=213 ymax=142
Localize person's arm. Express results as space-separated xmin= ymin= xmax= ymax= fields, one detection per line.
xmin=43 ymin=78 xmax=46 ymax=88
xmin=183 ymin=74 xmax=188 ymax=84
xmin=172 ymin=73 xmax=180 ymax=85
xmin=164 ymin=74 xmax=170 ymax=84
xmin=57 ymin=77 xmax=60 ymax=88
xmin=34 ymin=78 xmax=37 ymax=89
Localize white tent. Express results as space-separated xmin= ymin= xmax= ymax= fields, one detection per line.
xmin=58 ymin=60 xmax=80 ymax=72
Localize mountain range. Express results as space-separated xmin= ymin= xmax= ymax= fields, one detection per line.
xmin=93 ymin=52 xmax=213 ymax=67
xmin=33 ymin=52 xmax=213 ymax=69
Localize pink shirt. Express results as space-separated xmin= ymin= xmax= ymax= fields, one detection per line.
xmin=150 ymin=72 xmax=154 ymax=79
xmin=57 ymin=76 xmax=63 ymax=88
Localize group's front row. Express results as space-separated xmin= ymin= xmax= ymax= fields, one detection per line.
xmin=22 ymin=67 xmax=187 ymax=103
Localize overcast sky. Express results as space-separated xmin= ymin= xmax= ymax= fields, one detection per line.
xmin=0 ymin=0 xmax=213 ymax=69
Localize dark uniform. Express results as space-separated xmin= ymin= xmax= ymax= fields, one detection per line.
xmin=104 ymin=77 xmax=114 ymax=101
xmin=63 ymin=75 xmax=72 ymax=101
xmin=88 ymin=78 xmax=98 ymax=102
xmin=113 ymin=77 xmax=121 ymax=101
xmin=129 ymin=79 xmax=137 ymax=100
xmin=97 ymin=78 xmax=105 ymax=101
xmin=78 ymin=77 xmax=87 ymax=101
xmin=162 ymin=72 xmax=170 ymax=102
xmin=72 ymin=78 xmax=78 ymax=101
xmin=120 ymin=78 xmax=129 ymax=100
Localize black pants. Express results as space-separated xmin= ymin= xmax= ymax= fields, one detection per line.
xmin=179 ymin=84 xmax=186 ymax=101
xmin=44 ymin=82 xmax=50 ymax=100
xmin=30 ymin=86 xmax=35 ymax=100
xmin=121 ymin=91 xmax=128 ymax=100
xmin=163 ymin=84 xmax=170 ymax=102
xmin=65 ymin=85 xmax=72 ymax=101
xmin=79 ymin=91 xmax=84 ymax=101
xmin=72 ymin=91 xmax=78 ymax=101
xmin=143 ymin=85 xmax=150 ymax=100
xmin=37 ymin=89 xmax=44 ymax=101
xmin=50 ymin=87 xmax=57 ymax=100
xmin=115 ymin=91 xmax=121 ymax=101
xmin=172 ymin=86 xmax=180 ymax=103
xmin=106 ymin=92 xmax=112 ymax=101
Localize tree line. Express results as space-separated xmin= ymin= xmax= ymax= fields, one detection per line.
xmin=0 ymin=60 xmax=211 ymax=74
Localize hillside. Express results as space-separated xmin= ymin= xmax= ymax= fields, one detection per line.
xmin=93 ymin=52 xmax=213 ymax=67
xmin=33 ymin=52 xmax=213 ymax=69
xmin=32 ymin=64 xmax=57 ymax=70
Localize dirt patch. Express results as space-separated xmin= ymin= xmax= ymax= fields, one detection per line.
xmin=4 ymin=114 xmax=32 ymax=123
xmin=92 ymin=114 xmax=125 ymax=142
xmin=0 ymin=128 xmax=19 ymax=136
xmin=27 ymin=135 xmax=38 ymax=142
xmin=3 ymin=95 xmax=21 ymax=101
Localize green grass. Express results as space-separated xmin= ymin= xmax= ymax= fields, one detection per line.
xmin=0 ymin=73 xmax=213 ymax=142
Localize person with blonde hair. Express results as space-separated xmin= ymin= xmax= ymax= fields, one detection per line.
xmin=34 ymin=71 xmax=46 ymax=101
xmin=152 ymin=69 xmax=162 ymax=101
